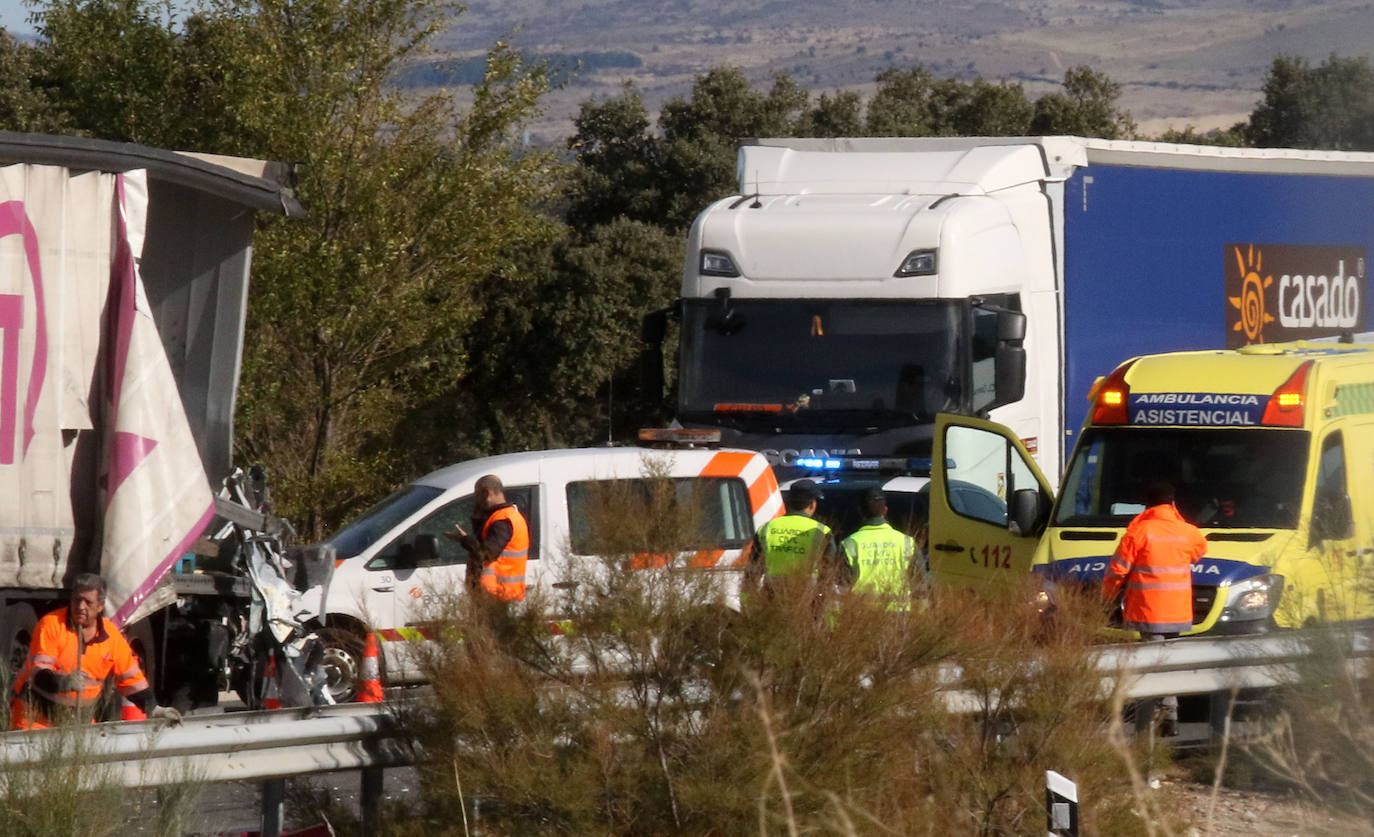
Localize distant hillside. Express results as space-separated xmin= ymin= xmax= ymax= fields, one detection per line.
xmin=416 ymin=0 xmax=1374 ymax=144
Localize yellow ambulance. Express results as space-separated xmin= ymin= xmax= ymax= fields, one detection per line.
xmin=1029 ymin=341 xmax=1374 ymax=634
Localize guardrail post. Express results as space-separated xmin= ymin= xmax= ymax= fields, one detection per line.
xmin=361 ymin=765 xmax=384 ymax=835
xmin=262 ymin=777 xmax=285 ymax=837
xmin=1046 ymin=770 xmax=1078 ymax=837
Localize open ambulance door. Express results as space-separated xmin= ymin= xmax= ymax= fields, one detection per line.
xmin=928 ymin=414 xmax=1054 ymax=586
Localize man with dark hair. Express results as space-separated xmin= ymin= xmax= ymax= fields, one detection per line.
xmin=1103 ymin=481 xmax=1208 ymax=736
xmin=11 ymin=573 xmax=178 ymax=729
xmin=748 ymin=479 xmax=840 ymax=586
xmin=841 ymin=488 xmax=920 ymax=610
xmin=447 ymin=474 xmax=530 ymax=602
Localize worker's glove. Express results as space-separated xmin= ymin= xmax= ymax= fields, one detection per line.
xmin=57 ymin=671 xmax=86 ymax=693
xmin=150 ymin=705 xmax=183 ymax=726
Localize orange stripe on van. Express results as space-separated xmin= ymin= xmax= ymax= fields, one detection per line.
xmin=748 ymin=469 xmax=779 ymax=515
xmin=700 ymin=451 xmax=755 ymax=478
xmin=630 ymin=552 xmax=670 ymax=570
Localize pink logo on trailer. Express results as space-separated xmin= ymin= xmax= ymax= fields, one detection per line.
xmin=0 ymin=200 xmax=46 ymax=465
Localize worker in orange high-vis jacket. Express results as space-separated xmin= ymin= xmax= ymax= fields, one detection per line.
xmin=1103 ymin=481 xmax=1208 ymax=737
xmin=447 ymin=474 xmax=529 ymax=602
xmin=11 ymin=574 xmax=181 ymax=729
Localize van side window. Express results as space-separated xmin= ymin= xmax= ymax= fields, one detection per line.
xmin=1311 ymin=432 xmax=1353 ymax=546
xmin=942 ymin=424 xmax=1011 ymax=527
xmin=366 ymin=485 xmax=540 ymax=570
xmin=566 ymin=477 xmax=752 ymax=556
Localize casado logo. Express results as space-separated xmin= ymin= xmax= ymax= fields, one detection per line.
xmin=1228 ymin=245 xmax=1274 ymax=344
xmin=1224 ymin=243 xmax=1367 ymax=347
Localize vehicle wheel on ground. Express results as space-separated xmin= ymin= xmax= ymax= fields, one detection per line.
xmin=0 ymin=603 xmax=36 ymax=701
xmin=319 ymin=626 xmax=370 ymax=703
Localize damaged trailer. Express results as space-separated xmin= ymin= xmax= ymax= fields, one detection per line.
xmin=0 ymin=132 xmax=332 ymax=715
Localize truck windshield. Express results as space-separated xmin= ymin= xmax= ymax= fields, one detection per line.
xmin=1056 ymin=428 xmax=1308 ymax=529
xmin=328 ymin=484 xmax=444 ymax=559
xmin=679 ymin=299 xmax=965 ymax=429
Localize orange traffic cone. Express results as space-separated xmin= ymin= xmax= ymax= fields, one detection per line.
xmin=119 ymin=695 xmax=147 ymax=721
xmin=263 ymin=651 xmax=282 ymax=710
xmin=357 ymin=632 xmax=383 ymax=703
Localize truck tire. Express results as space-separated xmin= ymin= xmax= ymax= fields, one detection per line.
xmin=319 ymin=626 xmax=369 ymax=703
xmin=124 ymin=618 xmax=158 ymax=690
xmin=0 ymin=603 xmax=36 ymax=698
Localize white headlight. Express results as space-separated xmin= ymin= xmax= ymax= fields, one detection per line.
xmin=1219 ymin=574 xmax=1283 ymax=622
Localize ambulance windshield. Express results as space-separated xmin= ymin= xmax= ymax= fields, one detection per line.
xmin=679 ymin=299 xmax=965 ymax=430
xmin=1056 ymin=428 xmax=1308 ymax=529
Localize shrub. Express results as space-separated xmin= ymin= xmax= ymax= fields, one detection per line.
xmin=402 ymin=477 xmax=1169 ymax=834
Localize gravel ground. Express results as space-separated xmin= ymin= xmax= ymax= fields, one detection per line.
xmin=1159 ymin=778 xmax=1373 ymax=837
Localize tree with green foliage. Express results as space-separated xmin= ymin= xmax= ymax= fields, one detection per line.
xmin=0 ymin=31 xmax=70 ymax=133
xmin=20 ymin=0 xmax=564 ymax=536
xmin=1029 ymin=65 xmax=1136 ymax=138
xmin=865 ymin=64 xmax=1131 ymax=139
xmin=1152 ymin=124 xmax=1247 ymax=147
xmin=655 ymin=67 xmax=808 ymax=230
xmin=406 ymin=217 xmax=684 ymax=472
xmin=33 ymin=0 xmax=194 ymax=146
xmin=794 ymin=89 xmax=863 ymax=138
xmin=566 ymin=83 xmax=660 ymax=230
xmin=225 ymin=28 xmax=563 ymax=537
xmin=1246 ymin=54 xmax=1374 ymax=151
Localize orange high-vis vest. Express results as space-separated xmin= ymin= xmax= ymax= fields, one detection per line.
xmin=480 ymin=505 xmax=529 ymax=602
xmin=11 ymin=607 xmax=150 ymax=729
xmin=1103 ymin=504 xmax=1208 ymax=633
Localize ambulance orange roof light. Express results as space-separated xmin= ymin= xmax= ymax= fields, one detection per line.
xmin=1090 ymin=359 xmax=1136 ymax=425
xmin=1260 ymin=360 xmax=1313 ymax=427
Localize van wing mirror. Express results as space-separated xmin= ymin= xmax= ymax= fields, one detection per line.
xmin=413 ymin=534 xmax=441 ymax=565
xmin=1311 ymin=491 xmax=1354 ymax=543
xmin=1009 ymin=488 xmax=1044 ymax=536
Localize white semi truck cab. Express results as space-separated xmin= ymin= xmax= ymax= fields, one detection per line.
xmin=644 ymin=137 xmax=1374 ymax=496
xmin=644 ymin=138 xmax=1052 ymax=482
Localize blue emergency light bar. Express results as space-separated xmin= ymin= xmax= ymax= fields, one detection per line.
xmin=793 ymin=455 xmax=947 ymax=474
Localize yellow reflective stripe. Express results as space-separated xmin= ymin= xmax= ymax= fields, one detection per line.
xmin=499 ymin=548 xmax=529 ymax=559
xmin=495 ymin=574 xmax=525 ymax=584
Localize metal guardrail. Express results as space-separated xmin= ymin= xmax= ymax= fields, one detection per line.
xmin=0 ymin=627 xmax=1367 ymax=832
xmin=937 ymin=628 xmax=1372 ymax=712
xmin=1099 ymin=628 xmax=1371 ymax=701
xmin=0 ymin=702 xmax=410 ymax=789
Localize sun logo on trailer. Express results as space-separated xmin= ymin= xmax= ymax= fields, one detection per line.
xmin=1228 ymin=245 xmax=1275 ymax=344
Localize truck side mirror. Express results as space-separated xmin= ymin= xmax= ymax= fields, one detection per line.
xmin=983 ymin=308 xmax=1027 ymax=413
xmin=993 ymin=344 xmax=1026 ymax=409
xmin=640 ymin=308 xmax=670 ymax=402
xmin=1009 ymin=488 xmax=1044 ymax=536
xmin=1311 ymin=491 xmax=1354 ymax=543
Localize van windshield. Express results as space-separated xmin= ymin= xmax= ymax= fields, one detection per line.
xmin=328 ymin=485 xmax=444 ymax=559
xmin=1056 ymin=428 xmax=1308 ymax=529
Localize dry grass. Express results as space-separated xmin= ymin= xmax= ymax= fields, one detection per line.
xmin=1234 ymin=624 xmax=1374 ymax=821
xmin=396 ymin=484 xmax=1179 ymax=835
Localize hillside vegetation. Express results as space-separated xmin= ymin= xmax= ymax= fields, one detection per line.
xmin=425 ymin=0 xmax=1374 ymax=142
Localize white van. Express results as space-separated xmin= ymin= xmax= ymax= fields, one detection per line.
xmin=319 ymin=443 xmax=782 ymax=698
